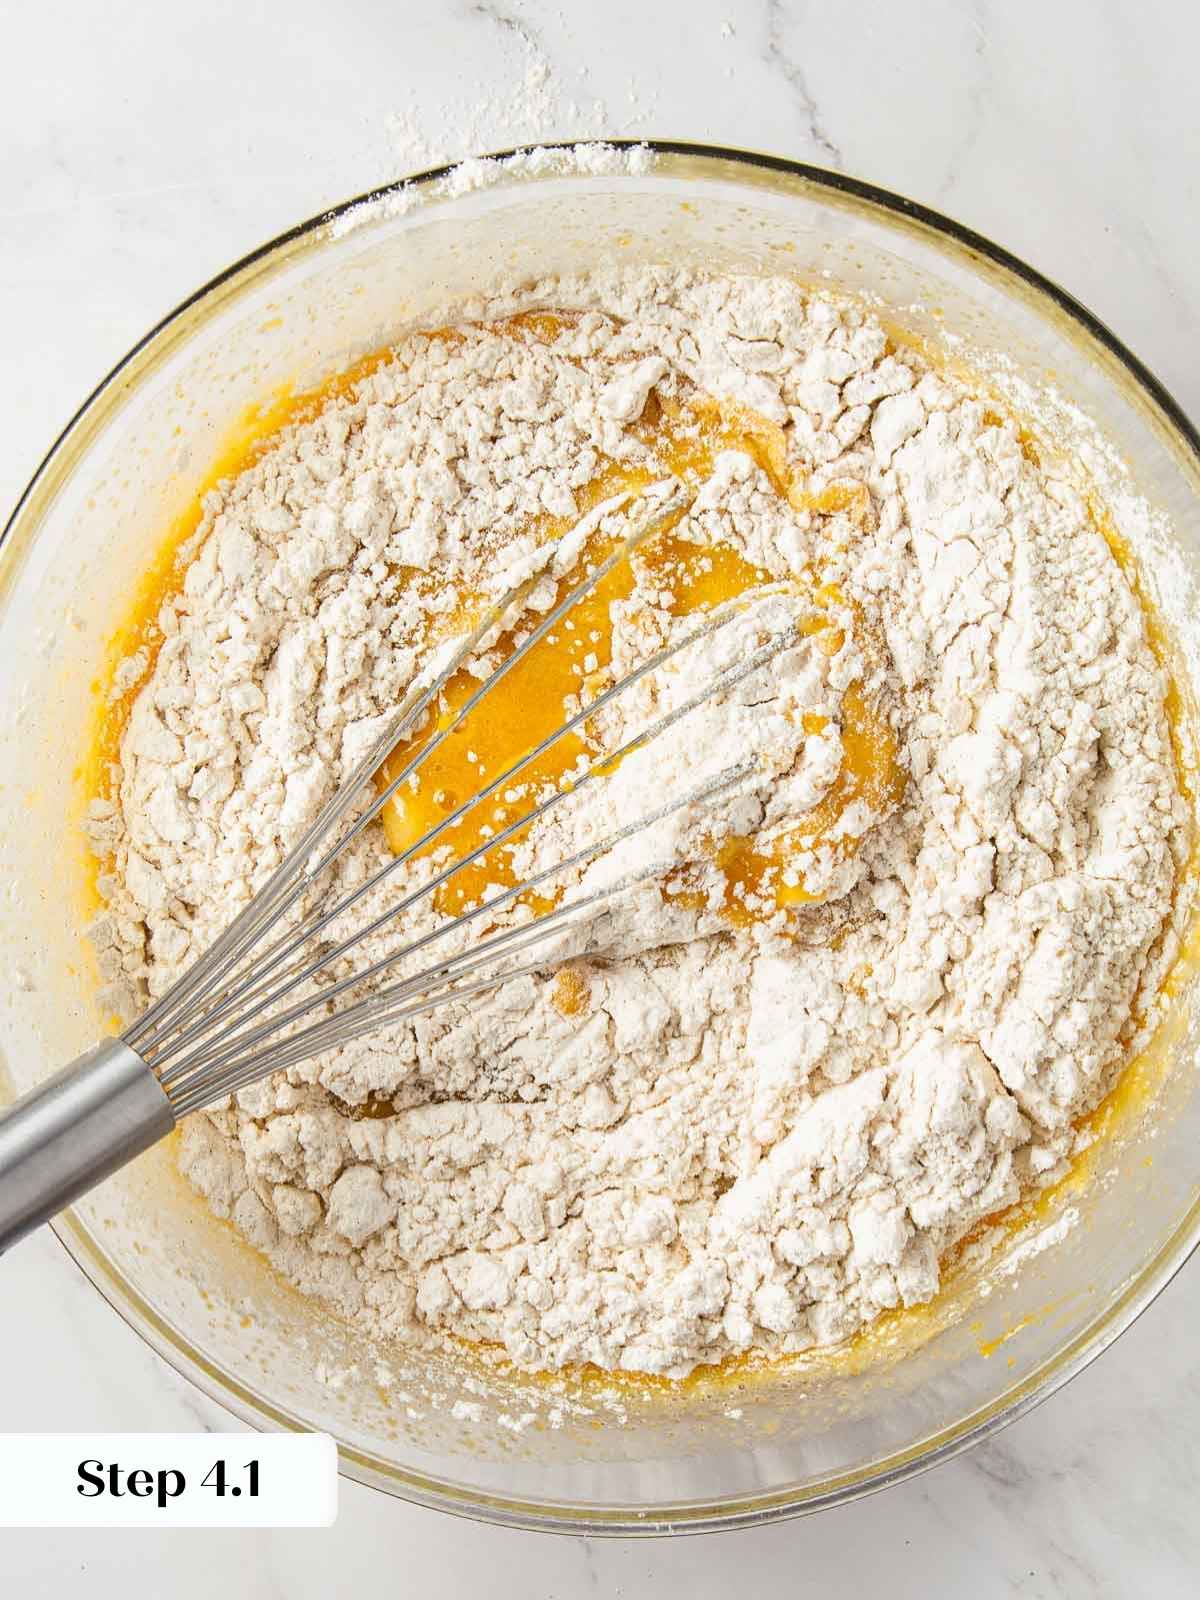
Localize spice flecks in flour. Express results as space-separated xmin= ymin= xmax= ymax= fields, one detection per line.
xmin=88 ymin=270 xmax=1189 ymax=1377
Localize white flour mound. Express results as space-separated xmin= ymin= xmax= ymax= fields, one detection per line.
xmin=88 ymin=269 xmax=1190 ymax=1377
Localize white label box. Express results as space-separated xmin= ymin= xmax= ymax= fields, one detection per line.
xmin=0 ymin=1433 xmax=338 ymax=1527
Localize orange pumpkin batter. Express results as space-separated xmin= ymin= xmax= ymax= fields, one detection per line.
xmin=374 ymin=363 xmax=905 ymax=922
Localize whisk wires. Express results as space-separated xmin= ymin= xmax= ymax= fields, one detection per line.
xmin=124 ymin=481 xmax=808 ymax=1115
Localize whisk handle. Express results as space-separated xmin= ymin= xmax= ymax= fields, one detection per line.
xmin=0 ymin=1039 xmax=175 ymax=1256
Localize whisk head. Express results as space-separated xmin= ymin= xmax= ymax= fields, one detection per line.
xmin=124 ymin=481 xmax=812 ymax=1116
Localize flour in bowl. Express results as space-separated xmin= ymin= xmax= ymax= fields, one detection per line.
xmin=87 ymin=269 xmax=1191 ymax=1376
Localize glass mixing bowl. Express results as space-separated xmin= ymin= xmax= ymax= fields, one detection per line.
xmin=2 ymin=144 xmax=1199 ymax=1534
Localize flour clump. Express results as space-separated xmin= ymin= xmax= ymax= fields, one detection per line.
xmin=88 ymin=268 xmax=1190 ymax=1377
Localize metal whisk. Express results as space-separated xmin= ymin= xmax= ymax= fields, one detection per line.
xmin=0 ymin=481 xmax=806 ymax=1253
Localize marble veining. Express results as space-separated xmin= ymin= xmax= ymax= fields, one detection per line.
xmin=2 ymin=0 xmax=1198 ymax=1593
xmin=763 ymin=0 xmax=845 ymax=168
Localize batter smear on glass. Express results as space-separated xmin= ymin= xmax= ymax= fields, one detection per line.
xmin=86 ymin=271 xmax=1191 ymax=1377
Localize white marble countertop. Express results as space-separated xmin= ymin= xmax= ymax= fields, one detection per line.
xmin=2 ymin=0 xmax=1199 ymax=1593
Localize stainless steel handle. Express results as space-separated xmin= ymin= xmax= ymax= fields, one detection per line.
xmin=0 ymin=1039 xmax=175 ymax=1255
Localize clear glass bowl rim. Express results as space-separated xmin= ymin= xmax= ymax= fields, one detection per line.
xmin=5 ymin=140 xmax=1200 ymax=1536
